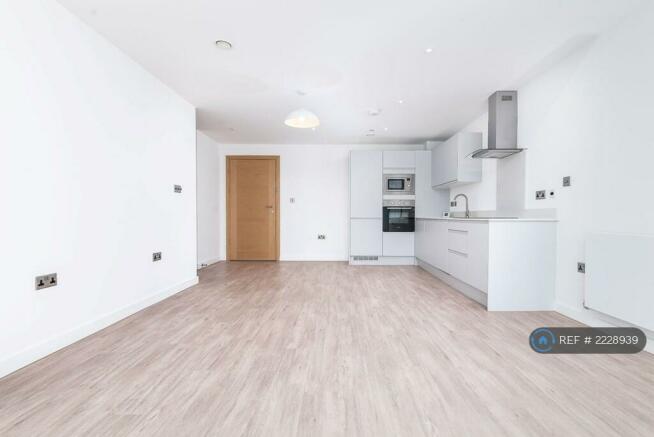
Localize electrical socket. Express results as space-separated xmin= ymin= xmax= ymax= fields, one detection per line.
xmin=317 ymin=234 xmax=326 ymax=240
xmin=577 ymin=262 xmax=585 ymax=273
xmin=174 ymin=185 xmax=182 ymax=193
xmin=35 ymin=273 xmax=58 ymax=290
xmin=562 ymin=176 xmax=571 ymax=187
xmin=535 ymin=190 xmax=546 ymax=200
xmin=152 ymin=252 xmax=162 ymax=262
xmin=450 ymin=200 xmax=457 ymax=207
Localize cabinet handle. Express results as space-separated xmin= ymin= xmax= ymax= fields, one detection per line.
xmin=448 ymin=249 xmax=468 ymax=257
xmin=447 ymin=229 xmax=468 ymax=234
xmin=434 ymin=179 xmax=457 ymax=188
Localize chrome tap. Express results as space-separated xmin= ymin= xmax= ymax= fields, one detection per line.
xmin=453 ymin=193 xmax=470 ymax=218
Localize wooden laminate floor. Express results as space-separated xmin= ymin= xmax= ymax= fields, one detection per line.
xmin=1 ymin=262 xmax=653 ymax=436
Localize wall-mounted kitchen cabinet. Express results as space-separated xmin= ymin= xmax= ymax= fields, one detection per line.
xmin=350 ymin=150 xmax=382 ymax=218
xmin=383 ymin=150 xmax=415 ymax=169
xmin=431 ymin=132 xmax=482 ymax=189
xmin=415 ymin=150 xmax=450 ymax=218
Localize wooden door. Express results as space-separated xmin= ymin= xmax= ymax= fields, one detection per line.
xmin=227 ymin=156 xmax=279 ymax=260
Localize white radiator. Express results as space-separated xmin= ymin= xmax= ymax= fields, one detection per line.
xmin=585 ymin=233 xmax=654 ymax=331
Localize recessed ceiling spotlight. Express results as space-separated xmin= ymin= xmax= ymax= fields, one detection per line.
xmin=215 ymin=40 xmax=233 ymax=50
xmin=311 ymin=127 xmax=316 ymax=131
xmin=384 ymin=127 xmax=389 ymax=131
xmin=397 ymin=99 xmax=404 ymax=104
xmin=424 ymin=48 xmax=433 ymax=53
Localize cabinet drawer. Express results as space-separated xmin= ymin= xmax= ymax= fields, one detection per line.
xmin=447 ymin=228 xmax=468 ymax=254
xmin=447 ymin=249 xmax=468 ymax=280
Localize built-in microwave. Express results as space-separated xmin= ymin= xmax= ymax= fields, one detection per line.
xmin=383 ymin=200 xmax=415 ymax=232
xmin=383 ymin=174 xmax=414 ymax=195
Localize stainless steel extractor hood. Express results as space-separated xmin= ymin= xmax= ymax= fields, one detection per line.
xmin=471 ymin=91 xmax=524 ymax=159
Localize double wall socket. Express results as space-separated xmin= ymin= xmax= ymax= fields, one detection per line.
xmin=35 ymin=273 xmax=58 ymax=290
xmin=174 ymin=185 xmax=182 ymax=193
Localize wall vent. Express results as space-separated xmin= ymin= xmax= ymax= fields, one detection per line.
xmin=353 ymin=256 xmax=379 ymax=261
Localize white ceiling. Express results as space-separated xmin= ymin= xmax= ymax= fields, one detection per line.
xmin=59 ymin=0 xmax=643 ymax=144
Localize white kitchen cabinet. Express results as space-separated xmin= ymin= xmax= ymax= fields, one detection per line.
xmin=415 ymin=218 xmax=557 ymax=311
xmin=428 ymin=219 xmax=448 ymax=271
xmin=350 ymin=219 xmax=383 ymax=256
xmin=431 ymin=132 xmax=482 ymax=189
xmin=416 ymin=219 xmax=447 ymax=270
xmin=415 ymin=219 xmax=427 ymax=261
xmin=415 ymin=150 xmax=449 ymax=218
xmin=350 ymin=151 xmax=382 ymax=218
xmin=444 ymin=221 xmax=489 ymax=292
xmin=382 ymin=232 xmax=414 ymax=257
xmin=383 ymin=151 xmax=415 ymax=169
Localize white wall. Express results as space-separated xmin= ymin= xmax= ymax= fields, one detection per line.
xmin=453 ymin=2 xmax=654 ymax=327
xmin=196 ymin=131 xmax=221 ymax=267
xmin=0 ymin=0 xmax=197 ymax=378
xmin=520 ymin=2 xmax=654 ymax=319
xmin=212 ymin=143 xmax=423 ymax=261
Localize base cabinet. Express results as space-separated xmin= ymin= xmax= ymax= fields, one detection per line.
xmin=350 ymin=219 xmax=382 ymax=256
xmin=416 ymin=219 xmax=447 ymax=273
xmin=415 ymin=218 xmax=556 ymax=311
xmin=382 ymin=232 xmax=414 ymax=257
xmin=444 ymin=221 xmax=489 ymax=292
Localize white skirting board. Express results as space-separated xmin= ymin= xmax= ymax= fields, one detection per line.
xmin=556 ymin=303 xmax=654 ymax=354
xmin=282 ymin=256 xmax=349 ymax=262
xmin=0 ymin=276 xmax=199 ymax=379
xmin=417 ymin=259 xmax=487 ymax=307
xmin=197 ymin=258 xmax=223 ymax=269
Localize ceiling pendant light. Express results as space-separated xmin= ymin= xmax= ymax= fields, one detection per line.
xmin=284 ymin=108 xmax=320 ymax=129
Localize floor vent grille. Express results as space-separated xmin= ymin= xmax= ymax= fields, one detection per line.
xmin=353 ymin=256 xmax=379 ymax=261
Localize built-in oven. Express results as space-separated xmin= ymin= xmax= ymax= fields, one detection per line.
xmin=383 ymin=200 xmax=415 ymax=232
xmin=383 ymin=174 xmax=415 ymax=195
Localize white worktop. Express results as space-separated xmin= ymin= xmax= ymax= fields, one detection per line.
xmin=417 ymin=216 xmax=558 ymax=222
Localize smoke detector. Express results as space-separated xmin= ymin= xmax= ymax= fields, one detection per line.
xmin=215 ymin=40 xmax=233 ymax=50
